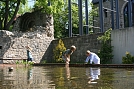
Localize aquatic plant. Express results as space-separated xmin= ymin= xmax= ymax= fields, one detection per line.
xmin=15 ymin=60 xmax=34 ymax=66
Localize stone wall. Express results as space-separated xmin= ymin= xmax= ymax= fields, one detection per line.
xmin=0 ymin=30 xmax=54 ymax=63
xmin=0 ymin=10 xmax=54 ymax=63
xmin=93 ymin=0 xmax=127 ymax=32
xmin=0 ymin=9 xmax=103 ymax=63
xmin=2 ymin=26 xmax=134 ymax=64
xmin=13 ymin=10 xmax=53 ymax=33
xmin=0 ymin=30 xmax=102 ymax=63
xmin=52 ymin=33 xmax=103 ymax=63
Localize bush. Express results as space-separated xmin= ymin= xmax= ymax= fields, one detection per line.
xmin=122 ymin=52 xmax=134 ymax=64
xmin=53 ymin=39 xmax=66 ymax=63
xmin=97 ymin=28 xmax=113 ymax=64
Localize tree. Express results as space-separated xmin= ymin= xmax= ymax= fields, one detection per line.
xmin=88 ymin=3 xmax=99 ymax=33
xmin=0 ymin=0 xmax=98 ymax=36
xmin=18 ymin=0 xmax=32 ymax=14
xmin=53 ymin=0 xmax=79 ymax=38
xmin=54 ymin=2 xmax=78 ymax=38
xmin=0 ymin=0 xmax=26 ymax=30
xmin=33 ymin=0 xmax=65 ymax=14
xmin=53 ymin=0 xmax=99 ymax=38
xmin=0 ymin=0 xmax=65 ymax=31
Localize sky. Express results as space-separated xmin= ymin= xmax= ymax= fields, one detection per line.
xmin=28 ymin=0 xmax=92 ymax=8
xmin=28 ymin=0 xmax=35 ymax=7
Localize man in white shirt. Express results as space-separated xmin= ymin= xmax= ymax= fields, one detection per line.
xmin=85 ymin=50 xmax=100 ymax=64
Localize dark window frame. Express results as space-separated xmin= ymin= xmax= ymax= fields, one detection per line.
xmin=123 ymin=0 xmax=134 ymax=27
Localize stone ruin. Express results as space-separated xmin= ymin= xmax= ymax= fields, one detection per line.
xmin=13 ymin=10 xmax=54 ymax=36
xmin=0 ymin=10 xmax=54 ymax=63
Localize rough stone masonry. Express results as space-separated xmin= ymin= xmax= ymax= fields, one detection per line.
xmin=0 ymin=10 xmax=104 ymax=64
xmin=0 ymin=29 xmax=54 ymax=63
xmin=0 ymin=10 xmax=54 ymax=63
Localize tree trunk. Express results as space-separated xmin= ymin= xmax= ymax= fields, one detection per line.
xmin=3 ymin=0 xmax=9 ymax=30
xmin=0 ymin=19 xmax=2 ymax=30
xmin=4 ymin=0 xmax=21 ymax=30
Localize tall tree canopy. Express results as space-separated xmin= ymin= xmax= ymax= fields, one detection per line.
xmin=0 ymin=0 xmax=98 ymax=39
xmin=53 ymin=0 xmax=79 ymax=38
xmin=53 ymin=0 xmax=97 ymax=38
xmin=18 ymin=0 xmax=32 ymax=14
xmin=34 ymin=0 xmax=65 ymax=13
xmin=0 ymin=0 xmax=26 ymax=30
xmin=0 ymin=0 xmax=65 ymax=30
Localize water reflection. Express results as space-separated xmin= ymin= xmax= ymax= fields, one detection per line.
xmin=86 ymin=67 xmax=100 ymax=84
xmin=65 ymin=64 xmax=78 ymax=88
xmin=0 ymin=66 xmax=134 ymax=88
xmin=65 ymin=64 xmax=70 ymax=80
xmin=27 ymin=67 xmax=33 ymax=84
xmin=0 ymin=66 xmax=56 ymax=89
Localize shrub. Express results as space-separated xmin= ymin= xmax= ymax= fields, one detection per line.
xmin=97 ymin=28 xmax=114 ymax=64
xmin=53 ymin=39 xmax=66 ymax=63
xmin=122 ymin=52 xmax=134 ymax=64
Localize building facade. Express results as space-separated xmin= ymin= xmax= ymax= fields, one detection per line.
xmin=92 ymin=0 xmax=134 ymax=32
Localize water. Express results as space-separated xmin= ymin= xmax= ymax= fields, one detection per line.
xmin=0 ymin=65 xmax=134 ymax=89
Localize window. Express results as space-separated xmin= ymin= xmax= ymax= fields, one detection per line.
xmin=124 ymin=4 xmax=129 ymax=27
xmin=123 ymin=0 xmax=134 ymax=27
xmin=132 ymin=2 xmax=134 ymax=25
xmin=104 ymin=9 xmax=108 ymax=17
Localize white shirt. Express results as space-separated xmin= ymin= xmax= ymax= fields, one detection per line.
xmin=85 ymin=52 xmax=100 ymax=64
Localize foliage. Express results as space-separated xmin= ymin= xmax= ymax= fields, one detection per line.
xmin=0 ymin=0 xmax=27 ymax=30
xmin=89 ymin=3 xmax=99 ymax=17
xmin=54 ymin=0 xmax=99 ymax=38
xmin=1 ymin=0 xmax=65 ymax=31
xmin=53 ymin=0 xmax=79 ymax=38
xmin=15 ymin=60 xmax=34 ymax=66
xmin=122 ymin=52 xmax=134 ymax=64
xmin=18 ymin=0 xmax=32 ymax=14
xmin=53 ymin=8 xmax=68 ymax=38
xmin=88 ymin=3 xmax=99 ymax=33
xmin=1 ymin=0 xmax=99 ymax=38
xmin=97 ymin=28 xmax=113 ymax=64
xmin=53 ymin=39 xmax=66 ymax=63
xmin=42 ymin=60 xmax=47 ymax=64
xmin=33 ymin=0 xmax=65 ymax=14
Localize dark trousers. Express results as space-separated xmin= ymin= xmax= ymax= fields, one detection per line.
xmin=27 ymin=58 xmax=33 ymax=61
